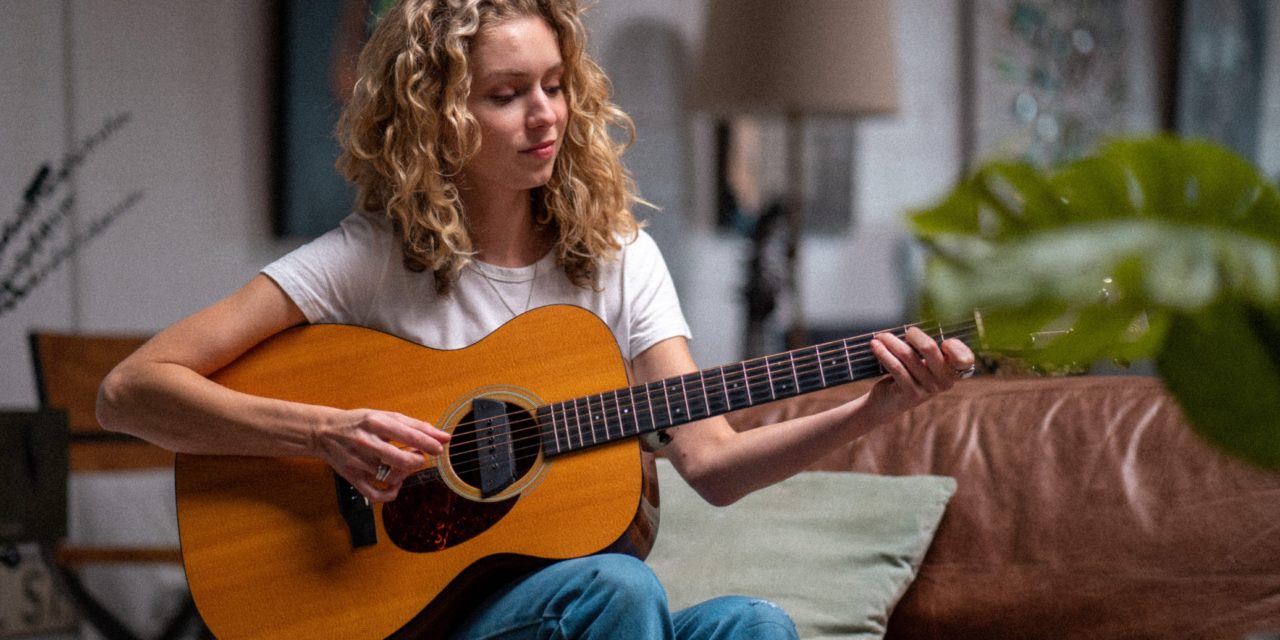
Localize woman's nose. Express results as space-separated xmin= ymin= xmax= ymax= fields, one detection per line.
xmin=527 ymin=90 xmax=557 ymax=129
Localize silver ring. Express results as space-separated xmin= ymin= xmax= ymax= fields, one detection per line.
xmin=955 ymin=364 xmax=977 ymax=379
xmin=375 ymin=463 xmax=392 ymax=482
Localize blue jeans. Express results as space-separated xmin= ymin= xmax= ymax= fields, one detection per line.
xmin=450 ymin=554 xmax=799 ymax=639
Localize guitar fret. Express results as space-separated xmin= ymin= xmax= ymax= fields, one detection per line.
xmin=699 ymin=370 xmax=712 ymax=419
xmin=598 ymin=394 xmax=612 ymax=442
xmin=794 ymin=346 xmax=824 ymax=394
xmin=820 ymin=340 xmax=852 ymax=385
xmin=587 ymin=394 xmax=602 ymax=445
xmin=563 ymin=403 xmax=574 ymax=454
xmin=547 ymin=401 xmax=558 ymax=453
xmin=677 ymin=376 xmax=691 ymax=424
xmin=538 ymin=406 xmax=559 ymax=456
xmin=783 ymin=350 xmax=793 ymax=394
xmin=705 ymin=368 xmax=727 ymax=416
xmin=601 ymin=389 xmax=616 ymax=440
xmin=660 ymin=379 xmax=674 ymax=428
xmin=599 ymin=394 xmax=612 ymax=441
xmin=586 ymin=396 xmax=601 ymax=445
xmin=618 ymin=389 xmax=632 ymax=438
xmin=765 ymin=357 xmax=775 ymax=400
xmin=652 ymin=380 xmax=672 ymax=429
xmin=598 ymin=394 xmax=610 ymax=442
xmin=746 ymin=358 xmax=773 ymax=406
xmin=642 ymin=380 xmax=659 ymax=432
xmin=564 ymin=399 xmax=575 ymax=450
xmin=766 ymin=353 xmax=794 ymax=398
xmin=572 ymin=397 xmax=586 ymax=449
xmin=670 ymin=378 xmax=691 ymax=424
xmin=682 ymin=372 xmax=708 ymax=422
xmin=554 ymin=403 xmax=569 ymax=454
xmin=621 ymin=386 xmax=636 ymax=438
xmin=724 ymin=364 xmax=748 ymax=411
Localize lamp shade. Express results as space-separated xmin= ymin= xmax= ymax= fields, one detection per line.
xmin=692 ymin=0 xmax=900 ymax=116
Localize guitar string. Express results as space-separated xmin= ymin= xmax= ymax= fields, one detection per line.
xmin=412 ymin=330 xmax=983 ymax=485
xmin=422 ymin=321 xmax=980 ymax=482
xmin=417 ymin=321 xmax=981 ymax=482
xmin=443 ymin=318 xmax=981 ymax=447
xmin=404 ymin=319 xmax=980 ymax=483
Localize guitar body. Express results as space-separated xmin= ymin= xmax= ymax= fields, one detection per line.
xmin=175 ymin=306 xmax=657 ymax=639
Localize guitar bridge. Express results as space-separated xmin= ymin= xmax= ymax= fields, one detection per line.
xmin=472 ymin=398 xmax=518 ymax=498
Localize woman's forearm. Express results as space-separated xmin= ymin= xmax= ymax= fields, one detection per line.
xmin=97 ymin=358 xmax=328 ymax=458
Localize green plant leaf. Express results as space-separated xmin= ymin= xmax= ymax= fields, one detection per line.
xmin=1157 ymin=307 xmax=1280 ymax=469
xmin=910 ymin=136 xmax=1280 ymax=470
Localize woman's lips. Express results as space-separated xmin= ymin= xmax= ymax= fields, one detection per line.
xmin=523 ymin=140 xmax=556 ymax=160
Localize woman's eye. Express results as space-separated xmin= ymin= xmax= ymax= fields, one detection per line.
xmin=490 ymin=92 xmax=517 ymax=104
xmin=544 ymin=85 xmax=562 ymax=96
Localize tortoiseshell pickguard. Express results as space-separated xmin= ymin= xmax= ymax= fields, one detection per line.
xmin=381 ymin=468 xmax=517 ymax=552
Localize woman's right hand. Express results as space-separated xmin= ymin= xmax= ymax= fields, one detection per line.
xmin=315 ymin=408 xmax=452 ymax=502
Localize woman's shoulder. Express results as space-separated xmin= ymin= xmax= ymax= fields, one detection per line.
xmin=269 ymin=211 xmax=397 ymax=274
xmin=338 ymin=210 xmax=396 ymax=241
xmin=616 ymin=226 xmax=659 ymax=257
xmin=300 ymin=210 xmax=398 ymax=259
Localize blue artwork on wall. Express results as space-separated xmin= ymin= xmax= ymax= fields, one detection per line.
xmin=1176 ymin=0 xmax=1269 ymax=163
xmin=274 ymin=0 xmax=387 ymax=237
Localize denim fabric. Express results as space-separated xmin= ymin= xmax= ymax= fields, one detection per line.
xmin=450 ymin=554 xmax=798 ymax=640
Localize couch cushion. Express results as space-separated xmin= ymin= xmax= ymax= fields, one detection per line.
xmin=646 ymin=459 xmax=956 ymax=639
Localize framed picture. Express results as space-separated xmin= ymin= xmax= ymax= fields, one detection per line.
xmin=274 ymin=0 xmax=390 ymax=237
xmin=1176 ymin=0 xmax=1269 ymax=163
xmin=960 ymin=0 xmax=1138 ymax=168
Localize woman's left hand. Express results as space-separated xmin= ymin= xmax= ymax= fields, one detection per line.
xmin=866 ymin=326 xmax=975 ymax=418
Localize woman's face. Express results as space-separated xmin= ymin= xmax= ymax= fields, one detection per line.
xmin=460 ymin=16 xmax=568 ymax=197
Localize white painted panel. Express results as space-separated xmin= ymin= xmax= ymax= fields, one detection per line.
xmin=69 ymin=0 xmax=297 ymax=333
xmin=0 ymin=3 xmax=71 ymax=405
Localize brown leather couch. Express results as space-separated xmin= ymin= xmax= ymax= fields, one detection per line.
xmin=725 ymin=375 xmax=1280 ymax=640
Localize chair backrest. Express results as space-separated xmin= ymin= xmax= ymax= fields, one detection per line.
xmin=26 ymin=333 xmax=191 ymax=636
xmin=28 ymin=331 xmax=171 ymax=471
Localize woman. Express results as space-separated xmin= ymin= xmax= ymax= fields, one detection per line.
xmin=98 ymin=1 xmax=973 ymax=638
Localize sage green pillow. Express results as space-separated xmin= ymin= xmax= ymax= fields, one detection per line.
xmin=646 ymin=460 xmax=956 ymax=639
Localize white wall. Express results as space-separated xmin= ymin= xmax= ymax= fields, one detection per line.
xmin=1 ymin=2 xmax=72 ymax=406
xmin=1 ymin=2 xmax=298 ymax=407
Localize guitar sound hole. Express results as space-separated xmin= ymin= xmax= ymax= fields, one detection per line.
xmin=381 ymin=403 xmax=542 ymax=553
xmin=449 ymin=402 xmax=541 ymax=493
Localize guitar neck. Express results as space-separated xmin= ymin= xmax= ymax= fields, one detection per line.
xmin=539 ymin=317 xmax=981 ymax=456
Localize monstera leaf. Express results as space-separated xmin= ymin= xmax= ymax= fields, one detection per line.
xmin=910 ymin=137 xmax=1280 ymax=469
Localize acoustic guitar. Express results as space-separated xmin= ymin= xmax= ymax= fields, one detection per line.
xmin=174 ymin=304 xmax=979 ymax=639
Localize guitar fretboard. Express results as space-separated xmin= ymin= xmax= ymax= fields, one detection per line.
xmin=537 ymin=319 xmax=977 ymax=456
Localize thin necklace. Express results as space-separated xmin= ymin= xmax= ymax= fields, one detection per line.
xmin=470 ymin=259 xmax=538 ymax=318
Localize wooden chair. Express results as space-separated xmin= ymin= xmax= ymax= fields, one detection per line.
xmin=29 ymin=331 xmax=206 ymax=640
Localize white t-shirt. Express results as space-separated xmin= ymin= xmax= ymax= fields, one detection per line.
xmin=262 ymin=212 xmax=691 ymax=362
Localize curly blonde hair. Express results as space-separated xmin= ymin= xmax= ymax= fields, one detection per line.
xmin=337 ymin=0 xmax=642 ymax=294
